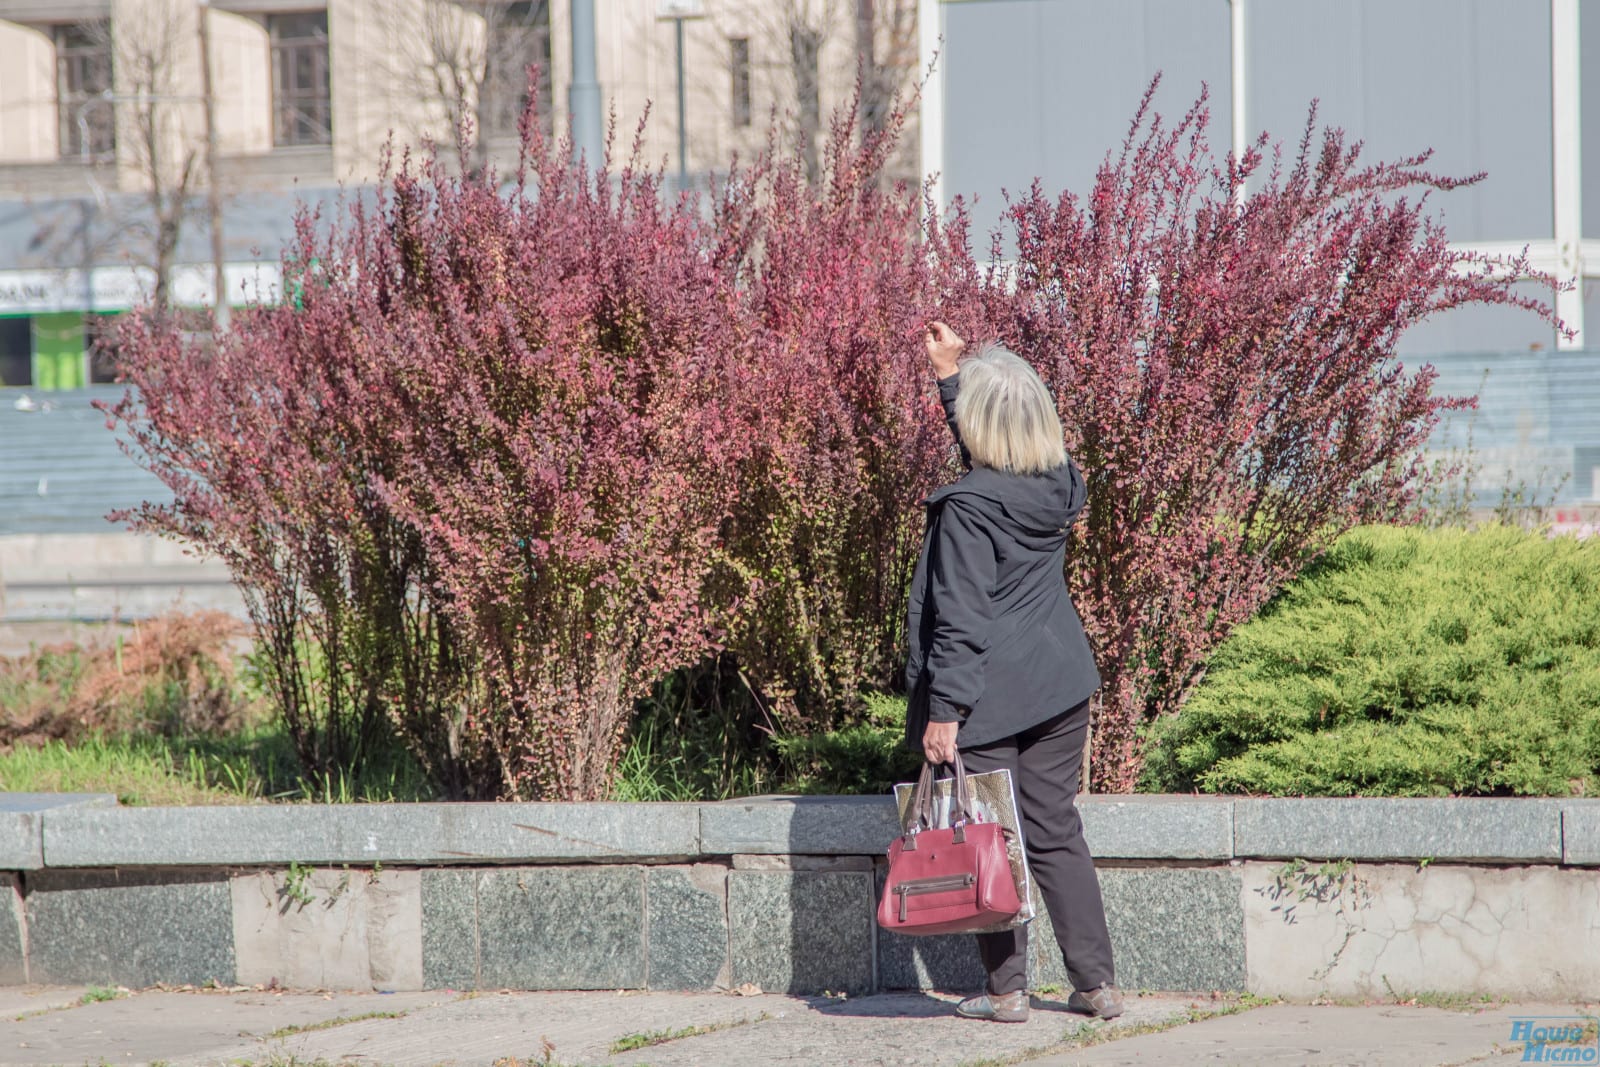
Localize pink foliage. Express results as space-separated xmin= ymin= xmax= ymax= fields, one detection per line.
xmin=710 ymin=94 xmax=961 ymax=728
xmin=104 ymin=78 xmax=1558 ymax=797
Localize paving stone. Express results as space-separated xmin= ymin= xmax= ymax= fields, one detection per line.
xmin=44 ymin=802 xmax=702 ymax=866
xmin=0 ymin=872 xmax=25 ymax=984
xmin=1030 ymin=866 xmax=1246 ymax=993
xmin=475 ymin=866 xmax=647 ymax=990
xmin=231 ymin=867 xmax=423 ymax=991
xmin=1233 ymin=797 xmax=1563 ymax=862
xmin=25 ymin=868 xmax=235 ymax=987
xmin=421 ymin=867 xmax=480 ymax=990
xmin=646 ymin=865 xmax=729 ymax=990
xmin=3 ymin=989 xmax=451 ymax=1066
xmin=1079 ymin=795 xmax=1235 ymax=859
xmin=728 ymin=870 xmax=874 ymax=995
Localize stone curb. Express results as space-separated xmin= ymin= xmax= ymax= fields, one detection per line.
xmin=43 ymin=802 xmax=703 ymax=868
xmin=13 ymin=794 xmax=1600 ymax=868
xmin=1232 ymin=797 xmax=1565 ymax=863
xmin=0 ymin=793 xmax=117 ymax=870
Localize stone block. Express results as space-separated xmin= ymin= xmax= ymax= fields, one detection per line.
xmin=1241 ymin=860 xmax=1600 ymax=999
xmin=646 ymin=865 xmax=729 ymax=990
xmin=1026 ymin=867 xmax=1246 ymax=993
xmin=876 ymin=929 xmax=986 ymax=992
xmin=1233 ymin=798 xmax=1563 ymax=862
xmin=1079 ymin=796 xmax=1235 ymax=860
xmin=1099 ymin=866 xmax=1245 ymax=992
xmin=700 ymin=796 xmax=901 ymax=856
xmin=871 ymin=865 xmax=986 ymax=992
xmin=44 ymin=802 xmax=702 ymax=867
xmin=1561 ymin=801 xmax=1600 ymax=865
xmin=0 ymin=793 xmax=116 ymax=870
xmin=26 ymin=868 xmax=235 ymax=987
xmin=475 ymin=866 xmax=646 ymax=990
xmin=0 ymin=873 xmax=24 ymax=984
xmin=231 ymin=867 xmax=422 ymax=991
xmin=728 ymin=870 xmax=874 ymax=995
xmin=420 ymin=867 xmax=479 ymax=990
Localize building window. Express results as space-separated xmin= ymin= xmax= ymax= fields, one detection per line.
xmin=730 ymin=37 xmax=751 ymax=128
xmin=0 ymin=318 xmax=33 ymax=388
xmin=55 ymin=21 xmax=115 ymax=162
xmin=481 ymin=1 xmax=553 ymax=140
xmin=269 ymin=11 xmax=332 ymax=147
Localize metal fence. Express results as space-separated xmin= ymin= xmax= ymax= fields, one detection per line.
xmin=3 ymin=355 xmax=1598 ymax=536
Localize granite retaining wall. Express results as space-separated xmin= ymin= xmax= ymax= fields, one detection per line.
xmin=5 ymin=793 xmax=1600 ymax=999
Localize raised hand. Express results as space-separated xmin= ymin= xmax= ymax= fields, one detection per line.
xmin=925 ymin=320 xmax=965 ymax=379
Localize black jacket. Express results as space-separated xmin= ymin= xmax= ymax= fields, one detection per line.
xmin=904 ymin=372 xmax=1101 ymax=751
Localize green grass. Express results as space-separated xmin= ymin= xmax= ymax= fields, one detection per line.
xmin=0 ymin=724 xmax=436 ymax=806
xmin=264 ymin=1010 xmax=407 ymax=1039
xmin=607 ymin=1014 xmax=766 ymax=1053
xmin=79 ymin=986 xmax=122 ymax=1005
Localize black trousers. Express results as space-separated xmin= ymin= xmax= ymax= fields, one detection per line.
xmin=959 ymin=700 xmax=1115 ymax=995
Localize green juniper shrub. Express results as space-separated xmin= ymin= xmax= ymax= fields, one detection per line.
xmin=773 ymin=693 xmax=921 ymax=795
xmin=1140 ymin=525 xmax=1600 ymax=797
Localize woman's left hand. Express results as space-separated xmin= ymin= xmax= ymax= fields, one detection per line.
xmin=922 ymin=720 xmax=960 ymax=765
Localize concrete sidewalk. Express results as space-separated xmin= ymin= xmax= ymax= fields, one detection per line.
xmin=1 ymin=985 xmax=1581 ymax=1067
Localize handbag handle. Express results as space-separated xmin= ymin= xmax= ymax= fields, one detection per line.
xmin=906 ymin=750 xmax=978 ymax=836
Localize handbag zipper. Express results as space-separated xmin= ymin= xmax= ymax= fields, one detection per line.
xmin=894 ymin=872 xmax=977 ymax=922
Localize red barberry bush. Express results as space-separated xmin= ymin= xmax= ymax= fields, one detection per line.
xmin=709 ymin=94 xmax=961 ymax=731
xmin=109 ymin=109 xmax=750 ymax=799
xmin=961 ymin=83 xmax=1559 ymax=789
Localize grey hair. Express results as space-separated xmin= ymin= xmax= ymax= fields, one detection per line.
xmin=953 ymin=344 xmax=1067 ymax=475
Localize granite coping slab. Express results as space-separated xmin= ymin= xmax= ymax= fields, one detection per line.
xmin=1233 ymin=797 xmax=1565 ymax=862
xmin=1080 ymin=795 xmax=1235 ymax=859
xmin=700 ymin=794 xmax=1238 ymax=859
xmin=699 ymin=796 xmax=902 ymax=856
xmin=0 ymin=793 xmax=117 ymax=870
xmin=6 ymin=794 xmax=1590 ymax=870
xmin=1558 ymin=801 xmax=1600 ymax=865
xmin=42 ymin=802 xmax=703 ymax=867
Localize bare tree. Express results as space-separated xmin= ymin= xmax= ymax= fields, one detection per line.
xmin=402 ymin=0 xmax=552 ymax=175
xmin=854 ymin=0 xmax=919 ymax=138
xmin=109 ymin=0 xmax=205 ymax=311
xmin=719 ymin=0 xmax=919 ymax=185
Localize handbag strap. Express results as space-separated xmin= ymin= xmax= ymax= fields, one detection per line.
xmin=906 ymin=750 xmax=978 ymax=836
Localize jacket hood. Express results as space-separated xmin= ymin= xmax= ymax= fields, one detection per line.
xmin=925 ymin=463 xmax=1086 ymax=549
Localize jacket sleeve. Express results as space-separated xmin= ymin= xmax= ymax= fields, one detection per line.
xmin=925 ymin=497 xmax=996 ymax=723
xmin=938 ymin=371 xmax=972 ymax=470
xmin=1061 ymin=455 xmax=1088 ymax=525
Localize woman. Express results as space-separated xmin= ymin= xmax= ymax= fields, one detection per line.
xmin=904 ymin=321 xmax=1121 ymax=1024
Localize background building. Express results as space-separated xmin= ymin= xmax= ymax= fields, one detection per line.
xmin=921 ymin=0 xmax=1599 ymax=511
xmin=0 ymin=0 xmax=1590 ymax=544
xmin=0 ymin=0 xmax=914 ymax=392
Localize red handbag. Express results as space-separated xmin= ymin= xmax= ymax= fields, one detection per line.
xmin=877 ymin=753 xmax=1021 ymax=936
